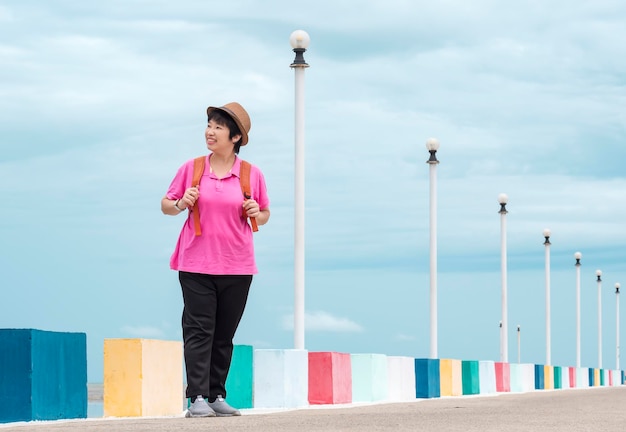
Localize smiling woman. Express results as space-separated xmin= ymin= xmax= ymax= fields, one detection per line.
xmin=160 ymin=101 xmax=270 ymax=418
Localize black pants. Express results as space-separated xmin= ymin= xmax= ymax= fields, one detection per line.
xmin=179 ymin=271 xmax=252 ymax=400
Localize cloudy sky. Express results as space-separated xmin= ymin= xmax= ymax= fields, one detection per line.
xmin=1 ymin=1 xmax=626 ymax=383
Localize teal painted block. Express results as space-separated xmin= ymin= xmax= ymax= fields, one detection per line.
xmin=415 ymin=358 xmax=440 ymax=398
xmin=534 ymin=364 xmax=545 ymax=390
xmin=461 ymin=361 xmax=480 ymax=395
xmin=0 ymin=329 xmax=87 ymax=423
xmin=588 ymin=368 xmax=594 ymax=387
xmin=225 ymin=345 xmax=253 ymax=409
xmin=554 ymin=366 xmax=562 ymax=389
xmin=600 ymin=369 xmax=605 ymax=386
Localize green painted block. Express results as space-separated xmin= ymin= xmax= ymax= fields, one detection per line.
xmin=462 ymin=360 xmax=480 ymax=395
xmin=554 ymin=366 xmax=562 ymax=389
xmin=225 ymin=345 xmax=253 ymax=409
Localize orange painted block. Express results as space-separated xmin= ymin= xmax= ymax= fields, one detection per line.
xmin=308 ymin=352 xmax=352 ymax=405
xmin=495 ymin=362 xmax=510 ymax=392
xmin=103 ymin=339 xmax=183 ymax=417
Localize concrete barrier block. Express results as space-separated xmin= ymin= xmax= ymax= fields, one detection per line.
xmin=568 ymin=367 xmax=576 ymax=388
xmin=462 ymin=360 xmax=480 ymax=395
xmin=522 ymin=363 xmax=535 ymax=392
xmin=575 ymin=368 xmax=588 ymax=388
xmin=103 ymin=338 xmax=183 ymax=417
xmin=553 ymin=366 xmax=562 ymax=389
xmin=225 ymin=345 xmax=253 ymax=409
xmin=0 ymin=329 xmax=87 ymax=424
xmin=509 ymin=363 xmax=523 ymax=393
xmin=544 ymin=365 xmax=554 ymax=389
xmin=534 ymin=364 xmax=545 ymax=389
xmin=478 ymin=361 xmax=496 ymax=394
xmin=387 ymin=356 xmax=416 ymax=401
xmin=253 ymin=349 xmax=308 ymax=408
xmin=415 ymin=358 xmax=440 ymax=398
xmin=439 ymin=359 xmax=462 ymax=396
xmin=308 ymin=352 xmax=352 ymax=404
xmin=351 ymin=354 xmax=388 ymax=402
xmin=495 ymin=362 xmax=510 ymax=392
xmin=560 ymin=366 xmax=569 ymax=389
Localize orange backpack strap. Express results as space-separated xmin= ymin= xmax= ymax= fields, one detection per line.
xmin=239 ymin=160 xmax=259 ymax=232
xmin=191 ymin=156 xmax=206 ymax=236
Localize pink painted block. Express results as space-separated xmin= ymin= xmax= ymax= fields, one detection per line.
xmin=308 ymin=352 xmax=352 ymax=405
xmin=568 ymin=367 xmax=576 ymax=388
xmin=494 ymin=362 xmax=510 ymax=392
xmin=609 ymin=370 xmax=613 ymax=386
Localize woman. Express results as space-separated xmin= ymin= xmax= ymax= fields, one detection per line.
xmin=161 ymin=102 xmax=270 ymax=417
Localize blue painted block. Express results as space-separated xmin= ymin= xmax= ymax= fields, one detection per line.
xmin=588 ymin=368 xmax=594 ymax=387
xmin=534 ymin=364 xmax=545 ymax=390
xmin=0 ymin=329 xmax=87 ymax=423
xmin=415 ymin=358 xmax=440 ymax=398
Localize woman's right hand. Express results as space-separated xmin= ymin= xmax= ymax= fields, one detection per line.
xmin=179 ymin=186 xmax=199 ymax=209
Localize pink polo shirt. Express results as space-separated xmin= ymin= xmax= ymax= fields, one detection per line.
xmin=166 ymin=154 xmax=269 ymax=275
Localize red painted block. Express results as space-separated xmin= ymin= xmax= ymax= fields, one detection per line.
xmin=494 ymin=362 xmax=510 ymax=392
xmin=568 ymin=367 xmax=576 ymax=388
xmin=308 ymin=352 xmax=352 ymax=404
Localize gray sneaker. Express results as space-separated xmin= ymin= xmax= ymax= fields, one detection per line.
xmin=208 ymin=395 xmax=241 ymax=416
xmin=185 ymin=395 xmax=216 ymax=418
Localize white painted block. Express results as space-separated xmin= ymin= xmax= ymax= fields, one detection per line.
xmin=509 ymin=363 xmax=523 ymax=392
xmin=576 ymin=368 xmax=588 ymax=388
xmin=387 ymin=356 xmax=416 ymax=401
xmin=521 ymin=364 xmax=535 ymax=392
xmin=478 ymin=361 xmax=496 ymax=394
xmin=253 ymin=349 xmax=308 ymax=408
xmin=561 ymin=367 xmax=570 ymax=388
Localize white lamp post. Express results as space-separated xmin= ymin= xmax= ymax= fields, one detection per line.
xmin=596 ymin=270 xmax=602 ymax=369
xmin=616 ymin=283 xmax=621 ymax=370
xmin=575 ymin=251 xmax=582 ymax=367
xmin=544 ymin=229 xmax=551 ymax=365
xmin=517 ymin=325 xmax=521 ymax=364
xmin=290 ymin=29 xmax=310 ymax=350
xmin=426 ymin=137 xmax=440 ymax=359
xmin=498 ymin=321 xmax=503 ymax=362
xmin=498 ymin=193 xmax=509 ymax=363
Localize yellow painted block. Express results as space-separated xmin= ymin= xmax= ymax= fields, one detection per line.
xmin=104 ymin=339 xmax=183 ymax=417
xmin=594 ymin=369 xmax=600 ymax=386
xmin=439 ymin=359 xmax=462 ymax=396
xmin=440 ymin=359 xmax=453 ymax=396
xmin=544 ymin=366 xmax=554 ymax=389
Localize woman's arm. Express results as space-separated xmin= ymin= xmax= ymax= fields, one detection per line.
xmin=161 ymin=196 xmax=184 ymax=216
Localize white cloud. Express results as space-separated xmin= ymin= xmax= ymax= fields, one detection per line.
xmin=282 ymin=311 xmax=364 ymax=333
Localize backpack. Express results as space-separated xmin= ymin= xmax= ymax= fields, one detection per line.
xmin=190 ymin=156 xmax=259 ymax=236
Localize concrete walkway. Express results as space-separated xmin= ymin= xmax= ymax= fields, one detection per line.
xmin=1 ymin=386 xmax=625 ymax=431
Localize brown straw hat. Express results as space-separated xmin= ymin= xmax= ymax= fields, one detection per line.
xmin=206 ymin=102 xmax=251 ymax=145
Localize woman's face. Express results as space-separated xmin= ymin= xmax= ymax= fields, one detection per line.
xmin=205 ymin=119 xmax=241 ymax=154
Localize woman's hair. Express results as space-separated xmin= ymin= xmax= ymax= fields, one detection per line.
xmin=207 ymin=110 xmax=243 ymax=154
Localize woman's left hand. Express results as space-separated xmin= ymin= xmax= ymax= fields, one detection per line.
xmin=243 ymin=198 xmax=261 ymax=218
